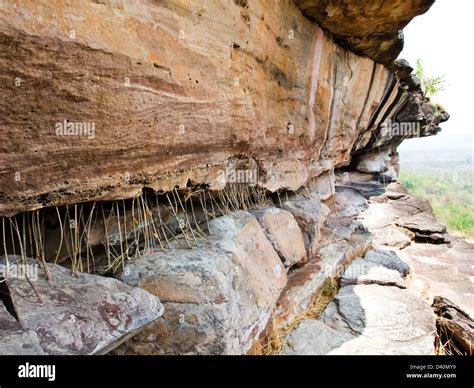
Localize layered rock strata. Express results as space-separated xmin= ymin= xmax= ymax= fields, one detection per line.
xmin=0 ymin=0 xmax=460 ymax=356
xmin=0 ymin=0 xmax=445 ymax=216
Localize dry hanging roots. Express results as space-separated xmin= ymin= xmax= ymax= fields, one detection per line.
xmin=0 ymin=184 xmax=270 ymax=275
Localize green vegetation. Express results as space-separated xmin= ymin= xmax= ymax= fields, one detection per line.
xmin=400 ymin=169 xmax=474 ymax=240
xmin=415 ymin=58 xmax=445 ymax=98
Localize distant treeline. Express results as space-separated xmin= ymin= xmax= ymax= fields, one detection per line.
xmin=400 ymin=170 xmax=474 ymax=240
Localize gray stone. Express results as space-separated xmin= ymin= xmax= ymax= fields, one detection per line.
xmin=0 ymin=256 xmax=164 ymax=355
xmin=335 ymin=187 xmax=368 ymax=217
xmin=364 ymin=249 xmax=411 ymax=277
xmin=318 ymin=218 xmax=372 ymax=278
xmin=252 ymin=206 xmax=307 ymax=269
xmin=0 ymin=303 xmax=45 ymax=355
xmin=114 ymin=211 xmax=287 ymax=355
xmin=371 ymin=225 xmax=414 ymax=249
xmin=275 ymin=217 xmax=372 ymax=326
xmin=282 ymin=284 xmax=436 ymax=355
xmin=321 ymin=285 xmax=436 ymax=354
xmin=282 ymin=199 xmax=331 ymax=257
xmin=307 ymin=171 xmax=335 ymax=201
xmin=283 ymin=320 xmax=352 ymax=355
xmin=397 ymin=212 xmax=447 ymax=236
xmin=341 ymin=259 xmax=401 ymax=287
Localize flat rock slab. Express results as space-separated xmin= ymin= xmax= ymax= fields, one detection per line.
xmin=398 ymin=238 xmax=474 ymax=318
xmin=370 ymin=224 xmax=414 ymax=249
xmin=283 ymin=284 xmax=436 ymax=355
xmin=282 ymin=319 xmax=352 ymax=355
xmin=360 ymin=186 xmax=450 ymax=245
xmin=364 ymin=249 xmax=411 ymax=277
xmin=397 ymin=212 xmax=446 ymax=236
xmin=341 ymin=257 xmax=408 ymax=289
xmin=114 ymin=211 xmax=287 ymax=355
xmin=0 ymin=257 xmax=164 ymax=355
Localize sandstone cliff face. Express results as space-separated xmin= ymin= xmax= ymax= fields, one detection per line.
xmin=0 ymin=0 xmax=443 ymax=216
xmin=1 ymin=0 xmax=463 ymax=356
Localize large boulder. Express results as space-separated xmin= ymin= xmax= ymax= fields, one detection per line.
xmin=113 ymin=211 xmax=287 ymax=354
xmin=0 ymin=256 xmax=164 ymax=355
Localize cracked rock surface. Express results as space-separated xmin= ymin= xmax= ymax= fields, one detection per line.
xmin=282 ymin=244 xmax=436 ymax=355
xmin=0 ymin=256 xmax=164 ymax=355
xmin=281 ymin=172 xmax=472 ymax=355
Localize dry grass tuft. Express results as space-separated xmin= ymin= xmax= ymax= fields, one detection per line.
xmin=435 ymin=323 xmax=469 ymax=356
xmin=259 ymin=277 xmax=339 ymax=355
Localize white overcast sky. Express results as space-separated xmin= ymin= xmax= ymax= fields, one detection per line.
xmin=398 ymin=0 xmax=474 ymax=152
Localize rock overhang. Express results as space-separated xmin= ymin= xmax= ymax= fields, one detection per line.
xmin=0 ymin=0 xmax=448 ymax=216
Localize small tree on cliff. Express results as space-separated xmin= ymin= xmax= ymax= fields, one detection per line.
xmin=415 ymin=58 xmax=445 ymax=98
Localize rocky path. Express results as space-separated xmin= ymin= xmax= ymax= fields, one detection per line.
xmin=281 ymin=172 xmax=473 ymax=355
xmin=359 ymin=178 xmax=474 ymax=317
xmin=1 ymin=171 xmax=471 ymax=355
xmin=282 ymin=249 xmax=437 ymax=355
